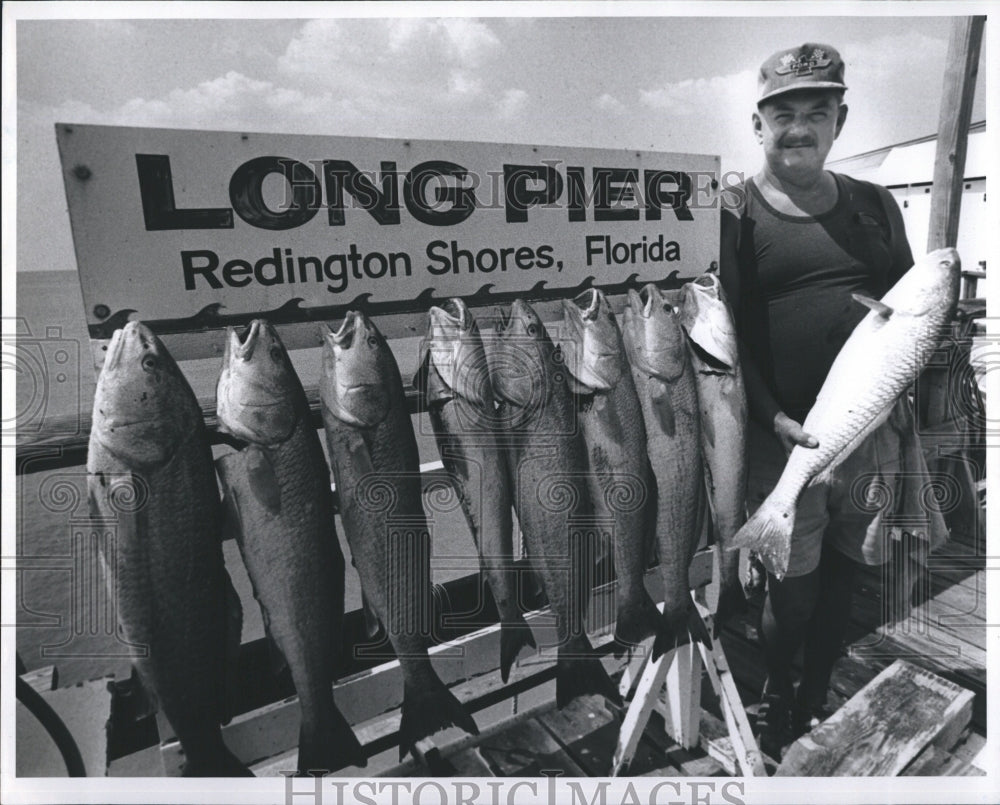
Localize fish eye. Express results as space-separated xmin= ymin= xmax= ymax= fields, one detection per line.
xmin=367 ymin=335 xmax=379 ymax=348
xmin=270 ymin=345 xmax=283 ymax=363
xmin=141 ymin=354 xmax=158 ymax=373
xmin=527 ymin=324 xmax=538 ymax=336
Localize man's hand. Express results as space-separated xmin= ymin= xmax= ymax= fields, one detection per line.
xmin=773 ymin=411 xmax=819 ymax=455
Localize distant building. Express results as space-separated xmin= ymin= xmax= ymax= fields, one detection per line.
xmin=828 ymin=121 xmax=987 ymax=274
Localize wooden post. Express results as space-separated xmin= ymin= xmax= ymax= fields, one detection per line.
xmin=662 ymin=642 xmax=703 ymax=749
xmin=915 ymin=15 xmax=985 ymax=548
xmin=926 ymin=15 xmax=984 ymax=251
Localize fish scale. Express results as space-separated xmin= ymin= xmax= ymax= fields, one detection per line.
xmin=215 ymin=320 xmax=363 ymax=775
xmin=492 ymin=299 xmax=622 ymax=709
xmin=560 ymin=289 xmax=663 ymax=648
xmin=622 ymin=285 xmax=712 ymax=658
xmin=320 ymin=311 xmax=479 ymax=760
xmin=732 ymin=248 xmax=961 ymax=577
xmin=679 ymin=274 xmax=749 ymax=632
xmin=417 ymin=298 xmax=536 ymax=684
xmin=87 ymin=321 xmax=250 ymax=777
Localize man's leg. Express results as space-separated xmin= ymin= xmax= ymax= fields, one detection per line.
xmin=757 ymin=566 xmax=822 ymax=757
xmin=746 ymin=422 xmax=830 ymax=758
xmin=795 ymin=543 xmax=857 ymax=734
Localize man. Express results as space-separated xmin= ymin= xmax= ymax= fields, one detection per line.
xmin=718 ymin=43 xmax=947 ymax=758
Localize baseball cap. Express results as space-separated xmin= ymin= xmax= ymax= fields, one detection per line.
xmin=757 ymin=43 xmax=847 ymax=105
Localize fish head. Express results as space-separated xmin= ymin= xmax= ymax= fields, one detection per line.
xmin=561 ymin=289 xmax=624 ymax=392
xmin=905 ymin=247 xmax=962 ymax=315
xmin=416 ymin=298 xmax=493 ymax=408
xmin=678 ymin=274 xmax=739 ymax=370
xmin=321 ymin=311 xmax=394 ymax=428
xmin=216 ymin=320 xmax=299 ymax=445
xmin=491 ymin=299 xmax=551 ymax=410
xmin=90 ymin=321 xmax=198 ymax=468
xmin=622 ymin=284 xmax=687 ymax=381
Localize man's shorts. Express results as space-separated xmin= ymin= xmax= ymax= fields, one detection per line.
xmin=746 ymin=398 xmax=948 ymax=579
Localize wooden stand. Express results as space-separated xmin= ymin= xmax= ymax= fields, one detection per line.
xmin=611 ymin=599 xmax=766 ymax=777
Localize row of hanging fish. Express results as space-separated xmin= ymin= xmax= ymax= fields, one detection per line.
xmin=86 ymin=271 xmax=749 ymax=777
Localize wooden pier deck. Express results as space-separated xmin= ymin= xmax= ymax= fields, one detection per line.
xmin=402 ymin=528 xmax=986 ymax=778
xmin=22 ymin=524 xmax=986 ymax=779
xmin=258 ymin=527 xmax=990 ymax=779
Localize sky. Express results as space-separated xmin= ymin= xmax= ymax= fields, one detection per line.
xmin=7 ymin=4 xmax=994 ymax=273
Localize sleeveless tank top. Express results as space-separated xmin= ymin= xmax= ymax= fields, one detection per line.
xmin=734 ymin=173 xmax=913 ymax=421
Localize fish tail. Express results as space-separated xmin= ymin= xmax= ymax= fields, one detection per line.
xmin=729 ymin=494 xmax=796 ymax=579
xmin=613 ymin=590 xmax=663 ymax=647
xmin=179 ymin=732 xmax=254 ymax=777
xmin=398 ymin=677 xmax=479 ymax=761
xmin=499 ymin=616 xmax=537 ymax=684
xmin=686 ymin=606 xmax=713 ymax=649
xmin=651 ymin=608 xmax=689 ymax=661
xmin=296 ymin=704 xmax=367 ymax=774
xmin=556 ymin=639 xmax=623 ymax=709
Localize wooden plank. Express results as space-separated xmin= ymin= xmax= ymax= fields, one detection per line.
xmin=135 ymin=549 xmax=714 ymax=774
xmin=696 ymin=624 xmax=766 ymax=777
xmin=775 ymin=660 xmax=974 ymax=776
xmin=698 ymin=711 xmax=737 ymax=776
xmin=926 ymin=16 xmax=985 ymax=251
xmin=537 ymin=694 xmax=620 ymax=776
xmin=20 ymin=665 xmax=58 ymax=693
xmin=611 ymin=643 xmax=670 ymax=776
xmin=662 ymin=641 xmax=702 ymax=749
xmin=446 ymin=747 xmax=495 ymax=777
xmin=477 ymin=718 xmax=586 ymax=776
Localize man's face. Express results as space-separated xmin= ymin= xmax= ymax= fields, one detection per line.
xmin=753 ymin=91 xmax=848 ymax=180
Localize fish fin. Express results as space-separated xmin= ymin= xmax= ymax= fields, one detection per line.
xmin=613 ymin=591 xmax=663 ymax=647
xmin=649 ymin=377 xmax=676 ymax=436
xmin=221 ymin=568 xmax=245 ymax=723
xmin=806 ymin=403 xmax=895 ymax=489
xmin=713 ymin=580 xmax=749 ymax=639
xmin=360 ymin=589 xmax=383 ymax=640
xmin=651 ymin=609 xmax=689 ymax=660
xmin=398 ymin=677 xmax=479 ymax=761
xmin=246 ymin=445 xmax=281 ymax=513
xmin=297 ymin=704 xmax=367 ymax=774
xmin=852 ymin=293 xmax=894 ymax=318
xmin=684 ymin=318 xmax=738 ymax=371
xmin=257 ymin=602 xmax=289 ymax=677
xmin=414 ymin=344 xmax=455 ymax=406
xmin=215 ymin=457 xmax=245 ymax=544
xmin=499 ymin=617 xmax=536 ymax=683
xmin=808 ymin=463 xmax=837 ymax=488
xmin=413 ymin=334 xmax=431 ymax=391
xmin=180 ymin=741 xmax=254 ymax=777
xmin=729 ymin=497 xmax=796 ymax=580
xmin=124 ymin=665 xmax=160 ymax=721
xmin=687 ymin=605 xmax=713 ymax=648
xmin=702 ymin=407 xmax=716 ymax=449
xmin=556 ymin=639 xmax=623 ymax=708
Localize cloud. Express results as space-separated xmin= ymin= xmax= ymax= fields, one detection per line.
xmin=276 ymin=18 xmax=501 ymax=97
xmin=595 ymin=93 xmax=626 ymax=114
xmin=497 ymin=88 xmax=528 ymax=119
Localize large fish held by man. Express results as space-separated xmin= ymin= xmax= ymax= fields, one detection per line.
xmin=319 ymin=311 xmax=479 ymax=760
xmin=561 ymin=289 xmax=664 ymax=648
xmin=415 ymin=299 xmax=536 ymax=683
xmin=731 ymin=247 xmax=962 ymax=578
xmin=678 ymin=274 xmax=749 ymax=633
xmin=622 ymin=285 xmax=712 ymax=659
xmin=86 ymin=321 xmax=251 ymax=776
xmin=215 ymin=319 xmax=366 ymax=774
xmin=492 ymin=299 xmax=621 ymax=708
